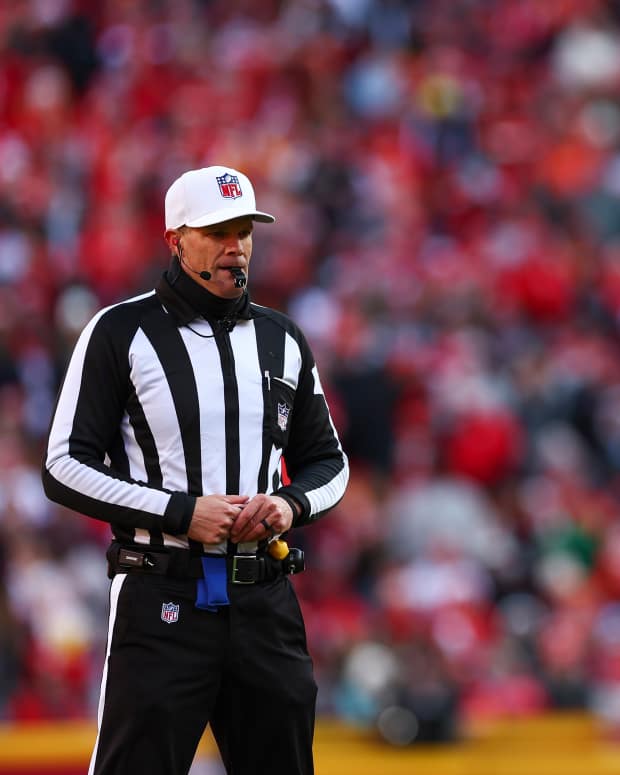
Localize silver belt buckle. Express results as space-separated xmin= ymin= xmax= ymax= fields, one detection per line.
xmin=231 ymin=555 xmax=257 ymax=584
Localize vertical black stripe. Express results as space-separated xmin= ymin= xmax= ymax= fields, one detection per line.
xmin=140 ymin=310 xmax=203 ymax=495
xmin=125 ymin=393 xmax=164 ymax=545
xmin=126 ymin=392 xmax=163 ymax=488
xmin=107 ymin=432 xmax=130 ymax=477
xmin=106 ymin=432 xmax=145 ymax=545
xmin=213 ymin=328 xmax=240 ymax=494
xmin=254 ymin=317 xmax=286 ymax=493
xmin=140 ymin=310 xmax=203 ymax=552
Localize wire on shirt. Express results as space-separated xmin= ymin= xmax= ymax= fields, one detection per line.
xmin=184 ymin=316 xmax=237 ymax=338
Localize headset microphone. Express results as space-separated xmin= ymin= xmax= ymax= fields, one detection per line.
xmin=176 ymin=241 xmax=245 ymax=286
xmin=176 ymin=241 xmax=212 ymax=281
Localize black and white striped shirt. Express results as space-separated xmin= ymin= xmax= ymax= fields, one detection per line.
xmin=42 ymin=268 xmax=349 ymax=554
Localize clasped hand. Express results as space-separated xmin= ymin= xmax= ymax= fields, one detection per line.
xmin=187 ymin=493 xmax=294 ymax=545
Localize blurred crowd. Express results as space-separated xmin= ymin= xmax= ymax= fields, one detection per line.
xmin=2 ymin=0 xmax=620 ymax=746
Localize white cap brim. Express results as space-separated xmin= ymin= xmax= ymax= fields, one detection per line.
xmin=184 ymin=208 xmax=275 ymax=228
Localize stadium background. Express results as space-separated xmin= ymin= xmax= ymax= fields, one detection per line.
xmin=3 ymin=0 xmax=620 ymax=772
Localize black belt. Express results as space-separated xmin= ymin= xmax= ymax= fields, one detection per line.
xmin=106 ymin=543 xmax=284 ymax=584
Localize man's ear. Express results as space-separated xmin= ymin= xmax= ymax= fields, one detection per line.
xmin=164 ymin=229 xmax=180 ymax=254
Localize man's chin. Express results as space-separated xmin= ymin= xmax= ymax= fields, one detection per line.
xmin=211 ymin=284 xmax=244 ymax=300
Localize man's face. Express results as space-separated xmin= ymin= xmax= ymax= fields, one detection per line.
xmin=176 ymin=215 xmax=254 ymax=299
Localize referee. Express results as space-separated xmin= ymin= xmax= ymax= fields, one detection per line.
xmin=42 ymin=165 xmax=349 ymax=775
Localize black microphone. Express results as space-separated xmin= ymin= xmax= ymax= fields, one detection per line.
xmin=177 ymin=243 xmax=212 ymax=281
xmin=177 ymin=243 xmax=245 ymax=286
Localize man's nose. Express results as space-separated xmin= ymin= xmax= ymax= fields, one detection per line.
xmin=224 ymin=237 xmax=243 ymax=254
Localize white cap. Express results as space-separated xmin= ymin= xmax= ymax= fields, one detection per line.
xmin=164 ymin=166 xmax=275 ymax=229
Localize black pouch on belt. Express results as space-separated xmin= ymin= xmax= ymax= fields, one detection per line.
xmin=106 ymin=543 xmax=169 ymax=578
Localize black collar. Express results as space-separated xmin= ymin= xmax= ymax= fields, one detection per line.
xmin=156 ymin=257 xmax=252 ymax=327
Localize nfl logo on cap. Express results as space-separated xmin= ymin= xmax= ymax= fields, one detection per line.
xmin=217 ymin=173 xmax=242 ymax=199
xmin=161 ymin=601 xmax=180 ymax=624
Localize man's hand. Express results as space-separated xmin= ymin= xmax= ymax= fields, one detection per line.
xmin=230 ymin=494 xmax=296 ymax=544
xmin=187 ymin=494 xmax=248 ymax=545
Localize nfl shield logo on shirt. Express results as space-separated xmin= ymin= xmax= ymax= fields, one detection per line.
xmin=216 ymin=173 xmax=242 ymax=199
xmin=277 ymin=402 xmax=290 ymax=432
xmin=161 ymin=602 xmax=180 ymax=624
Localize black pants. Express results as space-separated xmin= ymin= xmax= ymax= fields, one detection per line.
xmin=89 ymin=572 xmax=317 ymax=775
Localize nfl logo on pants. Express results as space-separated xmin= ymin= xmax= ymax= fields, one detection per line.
xmin=161 ymin=601 xmax=179 ymax=624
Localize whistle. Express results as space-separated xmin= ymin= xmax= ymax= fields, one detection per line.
xmin=230 ymin=267 xmax=247 ymax=288
xmin=268 ymin=539 xmax=289 ymax=560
